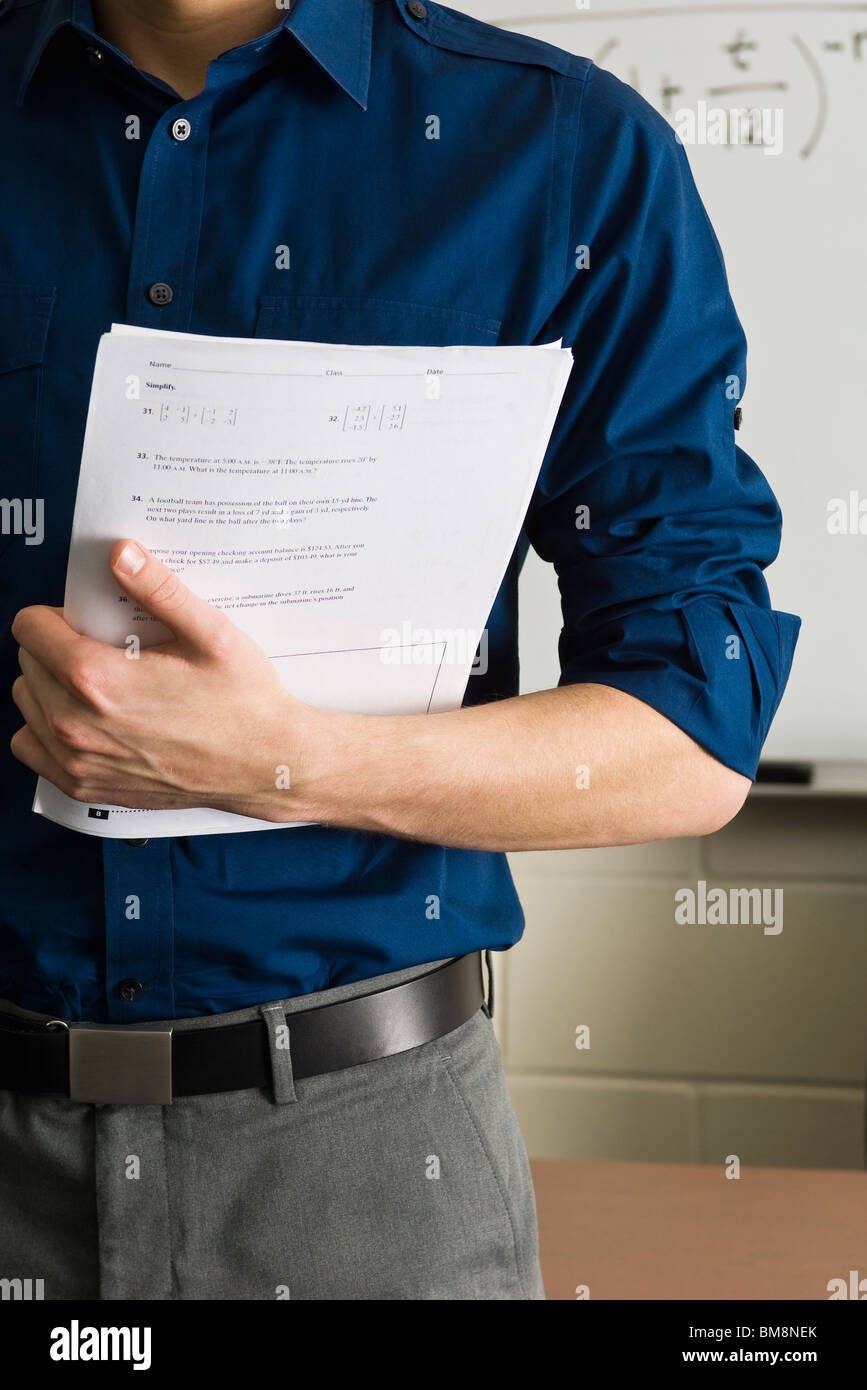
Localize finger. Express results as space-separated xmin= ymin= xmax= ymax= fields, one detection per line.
xmin=10 ymin=724 xmax=84 ymax=800
xmin=19 ymin=647 xmax=81 ymax=711
xmin=11 ymin=671 xmax=62 ymax=760
xmin=14 ymin=660 xmax=121 ymax=760
xmin=10 ymin=724 xmax=193 ymax=810
xmin=12 ymin=606 xmax=110 ymax=690
xmin=109 ymin=540 xmax=228 ymax=654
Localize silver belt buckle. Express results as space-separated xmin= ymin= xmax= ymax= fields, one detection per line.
xmin=63 ymin=1022 xmax=174 ymax=1105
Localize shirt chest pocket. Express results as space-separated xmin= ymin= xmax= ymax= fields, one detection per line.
xmin=0 ymin=285 xmax=56 ymax=502
xmin=254 ymin=294 xmax=502 ymax=347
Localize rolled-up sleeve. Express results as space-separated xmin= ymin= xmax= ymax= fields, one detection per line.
xmin=525 ymin=64 xmax=801 ymax=780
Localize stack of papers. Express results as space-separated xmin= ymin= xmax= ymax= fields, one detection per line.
xmin=33 ymin=325 xmax=573 ymax=837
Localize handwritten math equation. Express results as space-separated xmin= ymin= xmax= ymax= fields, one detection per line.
xmin=597 ymin=12 xmax=866 ymax=158
xmin=508 ymin=6 xmax=867 ymax=159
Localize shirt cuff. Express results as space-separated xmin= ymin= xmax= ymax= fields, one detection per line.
xmin=558 ymin=597 xmax=801 ymax=780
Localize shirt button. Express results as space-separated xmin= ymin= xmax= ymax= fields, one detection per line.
xmin=123 ymin=838 xmax=149 ymax=847
xmin=84 ymin=45 xmax=104 ymax=68
xmin=407 ymin=1 xmax=427 ymax=17
xmin=117 ymin=978 xmax=145 ymax=1003
xmin=147 ymin=282 xmax=174 ymax=307
xmin=170 ymin=117 xmax=192 ymax=142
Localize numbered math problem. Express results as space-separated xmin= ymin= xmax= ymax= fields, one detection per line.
xmin=139 ymin=402 xmax=239 ymax=426
xmin=339 ymin=403 xmax=407 ymax=432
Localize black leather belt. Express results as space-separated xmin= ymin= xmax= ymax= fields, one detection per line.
xmin=0 ymin=953 xmax=487 ymax=1105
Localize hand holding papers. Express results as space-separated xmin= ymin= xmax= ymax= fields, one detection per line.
xmin=33 ymin=326 xmax=573 ymax=837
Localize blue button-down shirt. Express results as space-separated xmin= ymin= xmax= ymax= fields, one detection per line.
xmin=0 ymin=0 xmax=800 ymax=1023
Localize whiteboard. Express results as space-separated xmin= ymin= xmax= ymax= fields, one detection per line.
xmin=462 ymin=0 xmax=867 ymax=770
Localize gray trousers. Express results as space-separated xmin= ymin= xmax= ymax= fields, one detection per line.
xmin=0 ymin=956 xmax=545 ymax=1300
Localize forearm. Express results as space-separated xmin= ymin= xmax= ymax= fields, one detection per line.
xmin=293 ymin=682 xmax=752 ymax=851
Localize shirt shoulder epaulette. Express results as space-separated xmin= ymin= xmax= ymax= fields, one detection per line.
xmin=393 ymin=0 xmax=592 ymax=82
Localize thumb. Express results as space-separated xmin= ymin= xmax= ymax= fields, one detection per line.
xmin=109 ymin=539 xmax=226 ymax=652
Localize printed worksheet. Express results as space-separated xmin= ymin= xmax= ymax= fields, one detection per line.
xmin=33 ymin=325 xmax=573 ymax=837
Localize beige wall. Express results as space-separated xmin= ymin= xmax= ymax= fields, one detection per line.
xmin=501 ymin=797 xmax=867 ymax=1169
xmin=499 ymin=556 xmax=867 ymax=1170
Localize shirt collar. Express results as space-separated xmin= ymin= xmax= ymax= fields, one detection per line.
xmin=17 ymin=0 xmax=373 ymax=110
xmin=16 ymin=0 xmax=84 ymax=105
xmin=289 ymin=0 xmax=373 ymax=109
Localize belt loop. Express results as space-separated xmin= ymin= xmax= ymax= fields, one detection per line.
xmin=260 ymin=1002 xmax=298 ymax=1105
xmin=482 ymin=949 xmax=495 ymax=1020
